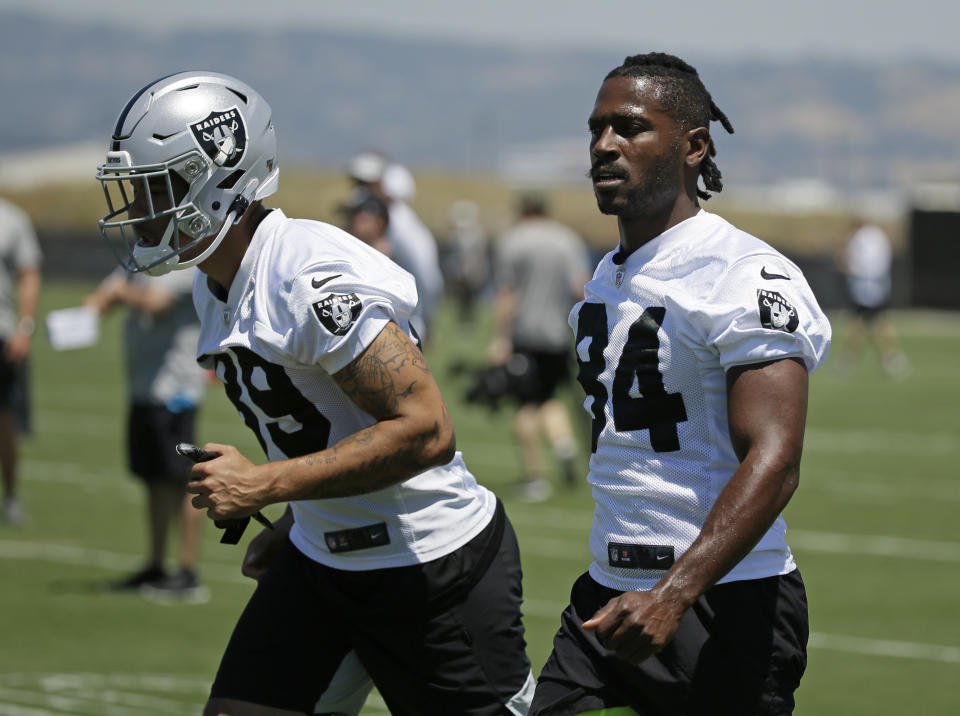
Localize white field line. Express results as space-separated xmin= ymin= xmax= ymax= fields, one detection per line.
xmin=0 ymin=704 xmax=60 ymax=716
xmin=0 ymin=685 xmax=191 ymax=716
xmin=0 ymin=704 xmax=61 ymax=716
xmin=507 ymin=504 xmax=960 ymax=563
xmin=11 ymin=520 xmax=955 ymax=579
xmin=803 ymin=427 xmax=959 ymax=456
xmin=30 ymin=411 xmax=241 ymax=440
xmin=800 ymin=476 xmax=960 ymax=505
xmin=0 ymin=541 xmax=249 ymax=583
xmin=27 ymin=411 xmax=960 ymax=457
xmin=521 ymin=599 xmax=960 ymax=665
xmin=0 ymin=673 xmax=210 ymax=716
xmin=807 ymin=633 xmax=960 ymax=664
xmin=16 ymin=458 xmax=960 ymax=566
xmin=0 ymin=672 xmax=383 ymax=716
xmin=461 ymin=433 xmax=958 ymax=472
xmin=517 ymin=530 xmax=960 ymax=564
xmin=788 ymin=529 xmax=960 ymax=562
xmin=27 ymin=456 xmax=959 ymax=511
xmin=4 ymin=537 xmax=959 ymax=669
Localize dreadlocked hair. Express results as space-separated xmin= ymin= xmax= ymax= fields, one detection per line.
xmin=606 ymin=52 xmax=734 ymax=200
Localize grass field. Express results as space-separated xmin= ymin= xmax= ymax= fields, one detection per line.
xmin=1 ymin=281 xmax=958 ymax=715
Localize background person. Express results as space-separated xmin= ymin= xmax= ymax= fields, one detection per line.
xmin=341 ymin=190 xmax=392 ymax=257
xmin=530 ymin=52 xmax=831 ymax=716
xmin=346 ymin=153 xmax=445 ymax=341
xmin=837 ymin=218 xmax=909 ymax=377
xmin=0 ymin=195 xmax=41 ymax=527
xmin=488 ymin=192 xmax=590 ymax=501
xmin=84 ymin=267 xmax=208 ymax=600
xmin=446 ymin=198 xmax=490 ymax=328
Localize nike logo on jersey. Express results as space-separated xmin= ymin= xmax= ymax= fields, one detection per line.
xmin=311 ymin=273 xmax=342 ymax=289
xmin=760 ymin=266 xmax=790 ymax=280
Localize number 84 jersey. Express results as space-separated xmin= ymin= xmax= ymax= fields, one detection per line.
xmin=570 ymin=210 xmax=831 ymax=593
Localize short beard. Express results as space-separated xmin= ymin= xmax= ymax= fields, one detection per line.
xmin=597 ymin=143 xmax=684 ymax=217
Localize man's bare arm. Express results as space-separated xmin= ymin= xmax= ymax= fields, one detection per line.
xmin=187 ymin=321 xmax=456 ymax=518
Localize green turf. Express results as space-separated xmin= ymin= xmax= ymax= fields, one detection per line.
xmin=1 ymin=282 xmax=957 ymax=715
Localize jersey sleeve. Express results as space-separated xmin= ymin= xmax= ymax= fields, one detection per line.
xmin=694 ymin=255 xmax=831 ymax=373
xmin=283 ymin=260 xmax=418 ymax=374
xmin=11 ymin=209 xmax=41 ymax=270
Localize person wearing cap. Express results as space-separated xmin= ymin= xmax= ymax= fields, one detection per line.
xmin=488 ymin=192 xmax=591 ymax=501
xmin=341 ymin=190 xmax=391 ymax=257
xmin=346 ymin=153 xmax=444 ymax=341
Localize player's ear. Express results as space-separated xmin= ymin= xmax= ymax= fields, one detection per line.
xmin=684 ymin=127 xmax=710 ymax=168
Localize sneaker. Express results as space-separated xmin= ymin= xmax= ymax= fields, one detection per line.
xmin=2 ymin=497 xmax=25 ymax=526
xmin=109 ymin=564 xmax=168 ymax=591
xmin=516 ymin=477 xmax=553 ymax=503
xmin=882 ymin=352 xmax=911 ymax=379
xmin=559 ymin=455 xmax=578 ymax=487
xmin=140 ymin=569 xmax=210 ymax=604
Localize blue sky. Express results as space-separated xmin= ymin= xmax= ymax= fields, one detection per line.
xmin=4 ymin=0 xmax=959 ymax=62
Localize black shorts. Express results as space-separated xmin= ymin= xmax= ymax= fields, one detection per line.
xmin=531 ymin=570 xmax=808 ymax=716
xmin=0 ymin=340 xmax=27 ymax=411
xmin=850 ymin=300 xmax=888 ymax=322
xmin=127 ymin=402 xmax=197 ymax=482
xmin=210 ymin=500 xmax=532 ymax=714
xmin=512 ymin=347 xmax=571 ymax=405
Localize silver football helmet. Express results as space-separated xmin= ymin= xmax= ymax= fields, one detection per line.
xmin=97 ymin=71 xmax=279 ymax=275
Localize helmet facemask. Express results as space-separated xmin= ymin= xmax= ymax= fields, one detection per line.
xmin=97 ymin=152 xmax=217 ymax=275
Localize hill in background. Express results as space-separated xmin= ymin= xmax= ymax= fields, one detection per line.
xmin=1 ymin=9 xmax=959 ymax=200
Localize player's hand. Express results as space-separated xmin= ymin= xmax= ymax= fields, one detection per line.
xmin=186 ymin=443 xmax=270 ymax=520
xmin=241 ymin=516 xmax=291 ymax=581
xmin=581 ymin=589 xmax=687 ymax=665
xmin=487 ymin=336 xmax=512 ymax=365
xmin=3 ymin=332 xmax=30 ymax=364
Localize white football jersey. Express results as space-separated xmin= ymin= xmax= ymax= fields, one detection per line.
xmin=570 ymin=210 xmax=831 ymax=592
xmin=194 ymin=209 xmax=495 ymax=570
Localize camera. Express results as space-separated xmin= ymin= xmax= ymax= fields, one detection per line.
xmin=451 ymin=354 xmax=541 ymax=410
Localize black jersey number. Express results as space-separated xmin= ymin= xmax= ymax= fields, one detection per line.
xmin=214 ymin=347 xmax=332 ymax=459
xmin=575 ymin=304 xmax=687 ymax=453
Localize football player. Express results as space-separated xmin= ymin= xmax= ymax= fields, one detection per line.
xmin=97 ymin=72 xmax=533 ymax=716
xmin=529 ymin=53 xmax=831 ymax=716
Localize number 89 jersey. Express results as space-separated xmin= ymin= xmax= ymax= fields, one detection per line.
xmin=194 ymin=209 xmax=496 ymax=571
xmin=570 ymin=210 xmax=831 ymax=593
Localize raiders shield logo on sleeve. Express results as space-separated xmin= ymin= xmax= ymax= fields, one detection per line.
xmin=312 ymin=293 xmax=362 ymax=335
xmin=189 ymin=107 xmax=247 ymax=168
xmin=757 ymin=289 xmax=799 ymax=332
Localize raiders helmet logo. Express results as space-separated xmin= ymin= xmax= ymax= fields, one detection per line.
xmin=757 ymin=289 xmax=799 ymax=333
xmin=312 ymin=293 xmax=362 ymax=335
xmin=189 ymin=107 xmax=247 ymax=168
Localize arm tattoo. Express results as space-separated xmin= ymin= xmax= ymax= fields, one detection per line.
xmin=334 ymin=321 xmax=431 ymax=419
xmin=293 ymin=322 xmax=453 ymax=498
xmin=299 ymin=420 xmax=445 ymax=496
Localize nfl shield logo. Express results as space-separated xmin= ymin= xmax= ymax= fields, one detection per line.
xmin=189 ymin=106 xmax=247 ymax=168
xmin=312 ymin=293 xmax=363 ymax=335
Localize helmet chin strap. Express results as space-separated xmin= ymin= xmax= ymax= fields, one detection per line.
xmin=163 ymin=205 xmax=238 ymax=272
xmin=142 ymin=179 xmax=259 ymax=276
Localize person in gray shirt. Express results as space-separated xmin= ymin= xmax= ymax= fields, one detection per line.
xmin=489 ymin=192 xmax=591 ymax=501
xmin=85 ymin=267 xmax=207 ymax=600
xmin=0 ymin=196 xmax=42 ymax=526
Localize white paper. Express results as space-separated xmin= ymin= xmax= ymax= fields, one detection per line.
xmin=45 ymin=306 xmax=100 ymax=351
